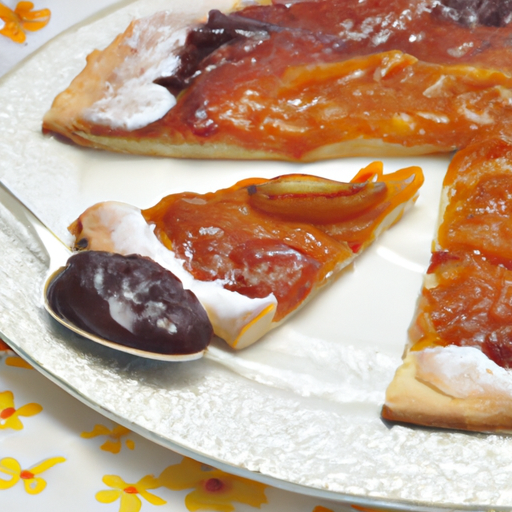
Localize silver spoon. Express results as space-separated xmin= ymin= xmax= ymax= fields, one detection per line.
xmin=0 ymin=181 xmax=210 ymax=361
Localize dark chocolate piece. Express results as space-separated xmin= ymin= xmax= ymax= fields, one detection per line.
xmin=46 ymin=251 xmax=213 ymax=356
xmin=154 ymin=5 xmax=345 ymax=96
xmin=154 ymin=9 xmax=276 ymax=95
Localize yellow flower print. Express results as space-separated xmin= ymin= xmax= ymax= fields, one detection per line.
xmin=0 ymin=1 xmax=51 ymax=43
xmin=96 ymin=474 xmax=166 ymax=512
xmin=5 ymin=355 xmax=33 ymax=369
xmin=81 ymin=423 xmax=135 ymax=453
xmin=0 ymin=456 xmax=65 ymax=494
xmin=0 ymin=338 xmax=33 ymax=368
xmin=0 ymin=390 xmax=42 ymax=430
xmin=158 ymin=457 xmax=267 ymax=512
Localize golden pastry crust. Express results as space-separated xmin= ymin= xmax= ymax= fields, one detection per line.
xmin=42 ymin=31 xmax=130 ymax=138
xmin=70 ymin=132 xmax=445 ymax=161
xmin=382 ymin=353 xmax=512 ymax=433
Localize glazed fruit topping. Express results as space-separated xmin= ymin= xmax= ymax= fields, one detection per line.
xmin=247 ymin=174 xmax=388 ymax=224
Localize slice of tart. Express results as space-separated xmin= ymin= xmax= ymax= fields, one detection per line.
xmin=383 ymin=137 xmax=512 ymax=433
xmin=42 ymin=0 xmax=512 ymax=161
xmin=69 ymin=163 xmax=423 ymax=349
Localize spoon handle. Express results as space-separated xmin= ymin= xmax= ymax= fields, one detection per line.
xmin=0 ymin=181 xmax=70 ymax=272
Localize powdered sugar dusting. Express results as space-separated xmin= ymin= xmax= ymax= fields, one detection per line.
xmin=414 ymin=345 xmax=512 ymax=399
xmin=83 ymin=11 xmax=197 ymax=131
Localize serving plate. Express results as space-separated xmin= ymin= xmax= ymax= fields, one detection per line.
xmin=1 ymin=0 xmax=511 ymax=509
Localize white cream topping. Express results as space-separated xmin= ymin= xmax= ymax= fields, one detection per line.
xmin=423 ymin=75 xmax=450 ymax=98
xmin=414 ymin=345 xmax=512 ymax=399
xmin=417 ymin=111 xmax=450 ymax=124
xmin=77 ymin=201 xmax=277 ymax=347
xmin=85 ymin=80 xmax=177 ymax=132
xmin=91 ymin=262 xmax=176 ymax=334
xmin=82 ymin=11 xmax=192 ymax=131
xmin=107 ymin=295 xmax=137 ymax=332
xmin=458 ymin=103 xmax=494 ymax=125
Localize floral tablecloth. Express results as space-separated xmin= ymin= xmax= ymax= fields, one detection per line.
xmin=1 ymin=339 xmax=384 ymax=512
xmin=0 ymin=2 xmax=397 ymax=511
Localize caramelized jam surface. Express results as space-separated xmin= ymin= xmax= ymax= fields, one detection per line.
xmin=421 ymin=250 xmax=512 ymax=367
xmin=411 ymin=138 xmax=512 ymax=367
xmin=92 ymin=0 xmax=512 ymax=159
xmin=143 ymin=179 xmax=351 ymax=322
xmin=142 ymin=164 xmax=423 ymax=321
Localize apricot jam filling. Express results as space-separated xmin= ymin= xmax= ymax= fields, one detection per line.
xmin=410 ymin=138 xmax=512 ymax=368
xmin=143 ymin=163 xmax=423 ymax=321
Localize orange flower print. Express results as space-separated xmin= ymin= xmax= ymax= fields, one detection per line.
xmin=5 ymin=355 xmax=33 ymax=369
xmin=158 ymin=457 xmax=267 ymax=512
xmin=0 ymin=456 xmax=65 ymax=494
xmin=96 ymin=474 xmax=166 ymax=512
xmin=0 ymin=390 xmax=42 ymax=430
xmin=313 ymin=507 xmax=334 ymax=512
xmin=0 ymin=1 xmax=51 ymax=43
xmin=81 ymin=423 xmax=135 ymax=453
xmin=0 ymin=338 xmax=33 ymax=368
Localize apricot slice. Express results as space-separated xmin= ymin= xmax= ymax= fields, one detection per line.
xmin=247 ymin=173 xmax=387 ymax=224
